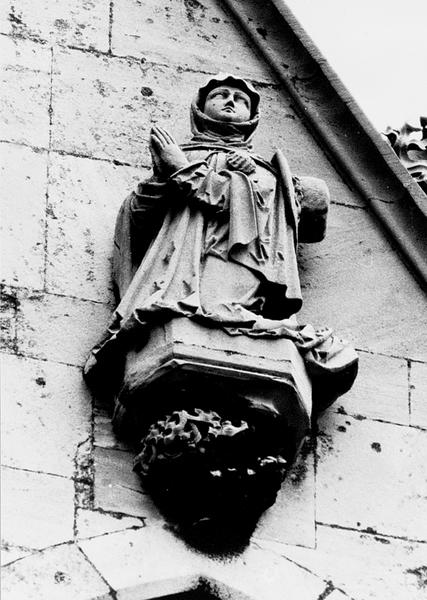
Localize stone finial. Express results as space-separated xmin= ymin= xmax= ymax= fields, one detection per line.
xmin=383 ymin=117 xmax=427 ymax=194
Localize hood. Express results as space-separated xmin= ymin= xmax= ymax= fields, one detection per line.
xmin=188 ymin=73 xmax=260 ymax=148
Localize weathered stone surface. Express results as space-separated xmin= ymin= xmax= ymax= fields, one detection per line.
xmin=254 ymin=438 xmax=315 ymax=548
xmin=75 ymin=508 xmax=143 ymax=540
xmin=51 ymin=49 xmax=193 ymax=165
xmin=45 ymin=153 xmax=142 ymax=302
xmin=1 ymin=543 xmax=111 ymax=600
xmin=80 ymin=526 xmax=327 ymax=600
xmin=299 ymin=203 xmax=427 ymax=361
xmin=1 ymin=353 xmax=91 ymax=477
xmin=111 ymin=0 xmax=274 ymax=83
xmin=410 ymin=361 xmax=427 ymax=429
xmin=335 ymin=350 xmax=409 ymax=425
xmin=94 ymin=405 xmax=131 ymax=451
xmin=0 ymin=285 xmax=18 ymax=352
xmin=93 ymin=446 xmax=161 ymax=520
xmin=0 ymin=36 xmax=51 ymax=147
xmin=316 ymin=412 xmax=427 ymax=541
xmin=17 ymin=289 xmax=111 ymax=366
xmin=1 ymin=544 xmax=33 ymax=567
xmin=1 ymin=466 xmax=74 ymax=550
xmin=279 ymin=524 xmax=427 ymax=600
xmin=0 ymin=144 xmax=46 ymax=289
xmin=1 ymin=0 xmax=110 ymax=52
xmin=49 ymin=44 xmax=363 ymax=215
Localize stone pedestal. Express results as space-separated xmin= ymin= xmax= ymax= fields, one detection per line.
xmin=118 ymin=318 xmax=312 ymax=452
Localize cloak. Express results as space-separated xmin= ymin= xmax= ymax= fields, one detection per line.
xmin=85 ymin=74 xmax=348 ymax=390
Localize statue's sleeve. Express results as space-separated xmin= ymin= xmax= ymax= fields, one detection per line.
xmin=295 ymin=176 xmax=330 ymax=243
xmin=112 ymin=176 xmax=167 ymax=301
xmin=169 ymin=161 xmax=231 ymax=212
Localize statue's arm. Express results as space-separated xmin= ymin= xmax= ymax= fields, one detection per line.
xmin=295 ymin=176 xmax=330 ymax=243
xmin=169 ymin=161 xmax=231 ymax=212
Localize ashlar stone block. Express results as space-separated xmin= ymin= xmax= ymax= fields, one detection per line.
xmin=1 ymin=466 xmax=74 ymax=550
xmin=111 ymin=0 xmax=275 ymax=83
xmin=1 ymin=543 xmax=111 ymax=600
xmin=0 ymin=36 xmax=51 ymax=148
xmin=334 ymin=350 xmax=409 ymax=425
xmin=75 ymin=508 xmax=142 ymax=540
xmin=46 ymin=153 xmax=143 ymax=302
xmin=80 ymin=527 xmax=327 ymax=600
xmin=50 ymin=47 xmax=338 ymax=175
xmin=254 ymin=438 xmax=315 ymax=548
xmin=16 ymin=289 xmax=112 ymax=367
xmin=298 ymin=203 xmax=427 ymax=361
xmin=93 ymin=446 xmax=161 ymax=521
xmin=1 ymin=353 xmax=91 ymax=477
xmin=0 ymin=143 xmax=47 ymax=289
xmin=1 ymin=544 xmax=33 ymax=567
xmin=410 ymin=361 xmax=427 ymax=429
xmin=279 ymin=524 xmax=427 ymax=600
xmin=316 ymin=412 xmax=427 ymax=541
xmin=51 ymin=49 xmax=201 ymax=165
xmin=1 ymin=0 xmax=110 ymax=52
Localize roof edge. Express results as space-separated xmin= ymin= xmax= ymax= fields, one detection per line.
xmin=221 ymin=0 xmax=427 ymax=290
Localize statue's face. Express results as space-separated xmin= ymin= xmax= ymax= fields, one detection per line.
xmin=204 ymin=85 xmax=251 ymax=123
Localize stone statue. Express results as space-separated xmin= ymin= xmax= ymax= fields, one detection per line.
xmin=84 ymin=74 xmax=358 ymax=541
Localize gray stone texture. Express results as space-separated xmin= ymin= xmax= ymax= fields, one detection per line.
xmin=1 ymin=0 xmax=110 ymax=52
xmin=1 ymin=543 xmax=111 ymax=600
xmin=0 ymin=144 xmax=47 ymax=289
xmin=1 ymin=353 xmax=91 ymax=477
xmin=316 ymin=412 xmax=427 ymax=541
xmin=1 ymin=0 xmax=426 ymax=598
xmin=1 ymin=466 xmax=74 ymax=550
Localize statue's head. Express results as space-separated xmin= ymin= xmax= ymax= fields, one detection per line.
xmin=191 ymin=74 xmax=260 ymax=144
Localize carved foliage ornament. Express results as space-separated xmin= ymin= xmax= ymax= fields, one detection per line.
xmin=383 ymin=116 xmax=427 ymax=194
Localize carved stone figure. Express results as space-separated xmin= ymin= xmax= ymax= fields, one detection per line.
xmin=85 ymin=74 xmax=358 ymax=541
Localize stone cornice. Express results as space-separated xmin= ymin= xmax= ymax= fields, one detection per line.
xmin=222 ymin=0 xmax=427 ymax=290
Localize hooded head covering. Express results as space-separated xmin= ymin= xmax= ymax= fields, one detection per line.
xmin=188 ymin=73 xmax=260 ymax=148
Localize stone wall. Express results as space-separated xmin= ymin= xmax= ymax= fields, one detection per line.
xmin=1 ymin=1 xmax=426 ymax=599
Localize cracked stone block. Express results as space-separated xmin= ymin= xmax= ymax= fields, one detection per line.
xmin=410 ymin=362 xmax=427 ymax=429
xmin=93 ymin=446 xmax=161 ymax=520
xmin=1 ymin=0 xmax=110 ymax=52
xmin=1 ymin=353 xmax=91 ymax=477
xmin=75 ymin=508 xmax=143 ymax=540
xmin=279 ymin=524 xmax=427 ymax=600
xmin=1 ymin=544 xmax=33 ymax=567
xmin=51 ymin=47 xmax=334 ymax=171
xmin=45 ymin=153 xmax=143 ymax=302
xmin=17 ymin=289 xmax=112 ymax=366
xmin=254 ymin=438 xmax=315 ymax=548
xmin=0 ymin=36 xmax=51 ymax=148
xmin=316 ymin=412 xmax=427 ymax=541
xmin=334 ymin=351 xmax=409 ymax=425
xmin=80 ymin=527 xmax=326 ymax=600
xmin=298 ymin=203 xmax=427 ymax=361
xmin=0 ymin=144 xmax=47 ymax=289
xmin=51 ymin=49 xmax=194 ymax=165
xmin=111 ymin=0 xmax=274 ymax=83
xmin=1 ymin=466 xmax=74 ymax=550
xmin=1 ymin=542 xmax=111 ymax=600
